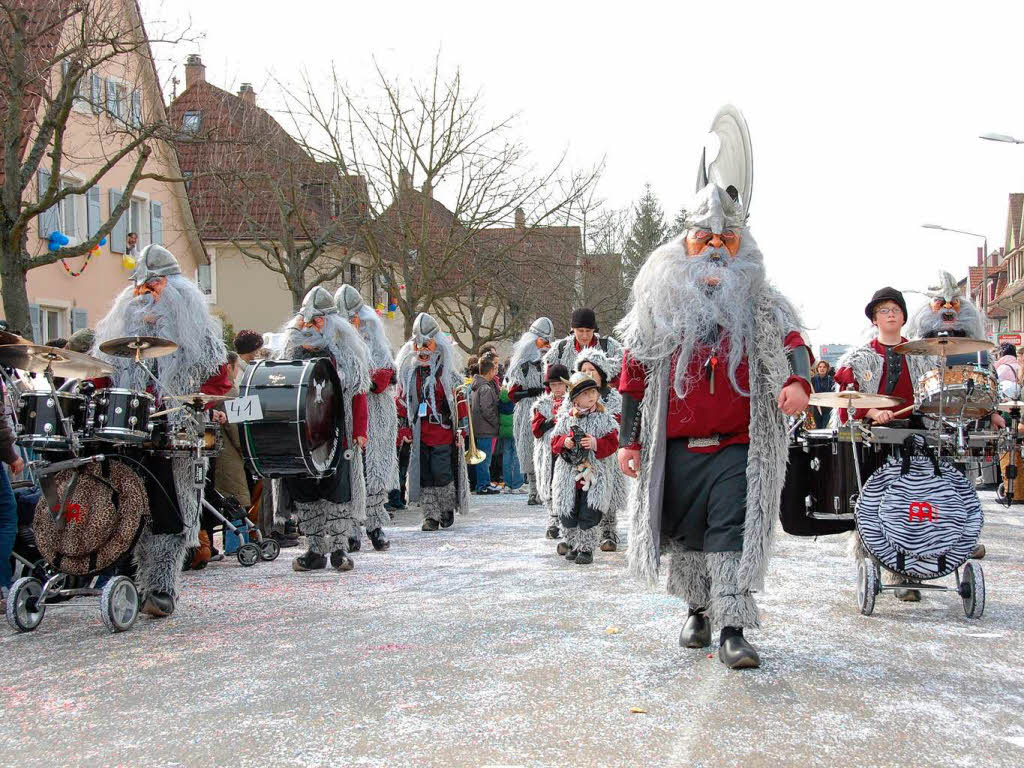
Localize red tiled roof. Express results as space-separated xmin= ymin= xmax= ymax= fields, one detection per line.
xmin=168 ymin=80 xmax=366 ymax=243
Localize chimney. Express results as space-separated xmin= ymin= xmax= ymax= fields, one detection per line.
xmin=237 ymin=83 xmax=256 ymax=105
xmin=514 ymin=207 xmax=525 ymax=229
xmin=977 ymin=246 xmax=983 ymax=267
xmin=185 ymin=54 xmax=205 ymax=89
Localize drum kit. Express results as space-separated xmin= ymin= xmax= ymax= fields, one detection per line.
xmin=2 ymin=335 xmax=336 ymax=634
xmin=783 ymin=335 xmax=1007 ymax=619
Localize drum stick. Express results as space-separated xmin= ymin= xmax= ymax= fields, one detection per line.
xmin=150 ymin=405 xmax=186 ymax=419
xmin=890 ymin=404 xmax=915 ymax=418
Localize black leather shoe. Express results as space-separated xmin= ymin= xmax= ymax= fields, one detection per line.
xmin=330 ymin=550 xmax=354 ymax=571
xmin=718 ymin=634 xmax=761 ymax=669
xmin=556 ymin=541 xmax=570 ymax=556
xmin=368 ymin=528 xmax=390 ymax=551
xmin=545 ymin=526 xmax=560 ymax=540
xmin=421 ymin=519 xmax=440 ymax=532
xmin=679 ymin=612 xmax=712 ymax=648
xmin=292 ymin=551 xmax=328 ymax=572
xmin=574 ymin=551 xmax=593 ymax=565
xmin=440 ymin=510 xmax=455 ymax=529
xmin=348 ymin=535 xmax=362 ymax=552
xmin=565 ymin=548 xmax=579 ymax=561
xmin=527 ymin=494 xmax=542 ymax=506
xmin=140 ymin=591 xmax=175 ymax=618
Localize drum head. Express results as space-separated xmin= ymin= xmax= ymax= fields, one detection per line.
xmin=33 ymin=459 xmax=149 ymax=576
xmin=305 ymin=358 xmax=341 ymax=473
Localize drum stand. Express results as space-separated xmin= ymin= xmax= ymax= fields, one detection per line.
xmin=999 ymin=405 xmax=1022 ymax=507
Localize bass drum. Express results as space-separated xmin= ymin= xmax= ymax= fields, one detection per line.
xmin=239 ymin=358 xmax=343 ymax=478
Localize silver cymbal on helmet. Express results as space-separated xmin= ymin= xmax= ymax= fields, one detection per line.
xmin=688 ymin=104 xmax=754 ymax=233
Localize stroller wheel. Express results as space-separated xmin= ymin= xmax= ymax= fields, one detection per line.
xmin=6 ymin=577 xmax=45 ymax=632
xmin=260 ymin=538 xmax=281 ymax=562
xmin=100 ymin=576 xmax=139 ymax=633
xmin=857 ymin=558 xmax=878 ymax=616
xmin=961 ymin=561 xmax=985 ymax=619
xmin=237 ymin=543 xmax=261 ymax=567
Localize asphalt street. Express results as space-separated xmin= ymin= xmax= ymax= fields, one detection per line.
xmin=3 ymin=491 xmax=1024 ymax=768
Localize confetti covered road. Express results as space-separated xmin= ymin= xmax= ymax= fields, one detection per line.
xmin=3 ymin=492 xmax=1024 ymax=767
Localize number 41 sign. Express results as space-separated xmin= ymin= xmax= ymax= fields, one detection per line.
xmin=225 ymin=395 xmax=264 ymax=424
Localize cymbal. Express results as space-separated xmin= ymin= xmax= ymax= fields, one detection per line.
xmin=166 ymin=393 xmax=232 ymax=405
xmin=808 ymin=391 xmax=904 ymax=409
xmin=997 ymin=401 xmax=1024 ymax=412
xmin=0 ymin=344 xmax=113 ymax=378
xmin=893 ymin=337 xmax=995 ymax=357
xmin=0 ymin=330 xmax=31 ymax=346
xmin=98 ymin=335 xmax=178 ymax=360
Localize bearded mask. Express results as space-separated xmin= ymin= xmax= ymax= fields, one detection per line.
xmin=414 ymin=338 xmax=437 ymax=366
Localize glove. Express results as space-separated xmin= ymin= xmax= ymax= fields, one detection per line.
xmin=526 ymin=387 xmax=545 ymax=397
xmin=541 ymin=418 xmax=555 ymax=434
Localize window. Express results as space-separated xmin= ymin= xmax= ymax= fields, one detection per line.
xmin=129 ymin=197 xmax=149 ymax=249
xmin=196 ymin=251 xmax=217 ymax=301
xmin=349 ymin=263 xmax=360 ymax=287
xmin=41 ymin=307 xmax=64 ymax=342
xmin=182 ymin=111 xmax=202 ymax=134
xmin=129 ymin=90 xmax=141 ymax=128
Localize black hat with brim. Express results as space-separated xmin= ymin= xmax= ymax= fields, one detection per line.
xmin=569 ymin=376 xmax=600 ymax=402
xmin=545 ymin=363 xmax=570 ymax=384
xmin=865 ymin=287 xmax=908 ymax=321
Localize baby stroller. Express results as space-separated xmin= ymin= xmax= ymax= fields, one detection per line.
xmin=200 ymin=486 xmax=280 ymax=567
xmin=854 ymin=436 xmax=985 ymax=618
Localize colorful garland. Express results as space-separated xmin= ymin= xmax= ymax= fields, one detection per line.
xmin=59 ymin=249 xmax=96 ymax=277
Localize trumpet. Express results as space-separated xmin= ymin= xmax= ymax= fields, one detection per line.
xmin=458 ymin=383 xmax=487 ymax=465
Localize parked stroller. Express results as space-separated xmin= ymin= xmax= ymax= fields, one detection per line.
xmin=201 ymin=486 xmax=280 ymax=567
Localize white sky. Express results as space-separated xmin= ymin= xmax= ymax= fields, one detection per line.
xmin=144 ymin=0 xmax=1024 ymax=350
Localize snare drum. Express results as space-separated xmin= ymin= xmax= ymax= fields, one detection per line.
xmin=16 ymin=391 xmax=87 ymax=450
xmin=92 ymin=388 xmax=155 ymax=442
xmin=917 ymin=365 xmax=998 ymax=420
xmin=148 ymin=420 xmax=223 ymax=457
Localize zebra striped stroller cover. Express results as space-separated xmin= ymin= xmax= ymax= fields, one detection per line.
xmin=857 ymin=441 xmax=983 ymax=580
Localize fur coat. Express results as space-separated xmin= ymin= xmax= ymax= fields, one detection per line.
xmin=550 ymin=406 xmax=620 ymax=517
xmin=532 ymin=393 xmax=560 ymax=503
xmin=624 ymin=288 xmax=798 ymax=592
xmin=544 ymin=334 xmax=624 ymax=377
xmin=831 ymin=343 xmax=935 ymax=426
xmin=506 ymin=358 xmax=544 ymax=475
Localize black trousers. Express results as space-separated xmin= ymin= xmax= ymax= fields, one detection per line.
xmin=141 ymin=455 xmax=185 ymax=535
xmin=285 ymin=458 xmax=352 ymax=505
xmin=419 ymin=443 xmax=455 ymax=488
xmin=560 ymin=487 xmax=602 ymax=530
xmin=663 ymin=441 xmax=747 ymax=552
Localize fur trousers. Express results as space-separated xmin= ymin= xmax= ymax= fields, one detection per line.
xmin=363 ymin=490 xmax=390 ymax=533
xmin=527 ymin=472 xmax=539 ymax=499
xmin=133 ymin=529 xmax=188 ymax=600
xmin=667 ymin=549 xmax=760 ymax=630
xmin=600 ymin=508 xmax=618 ymax=545
xmin=849 ymin=532 xmax=921 ymax=586
xmin=296 ymin=500 xmax=354 ymax=554
xmin=421 ymin=483 xmax=456 ymax=523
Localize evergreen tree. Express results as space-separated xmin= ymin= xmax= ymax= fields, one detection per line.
xmin=621 ymin=184 xmax=666 ymax=288
xmin=665 ymin=205 xmax=688 ymax=240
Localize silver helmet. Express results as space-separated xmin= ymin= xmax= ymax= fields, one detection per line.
xmin=334 ymin=284 xmax=363 ymax=318
xmin=298 ymin=287 xmax=338 ymax=323
xmin=132 ymin=244 xmax=181 ymax=286
xmin=529 ymin=316 xmax=554 ymax=342
xmin=412 ymin=312 xmax=440 ymax=345
xmin=682 ymin=104 xmax=753 ymax=235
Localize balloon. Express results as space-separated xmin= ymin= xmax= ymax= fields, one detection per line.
xmin=48 ymin=241 xmax=60 ymax=252
xmin=122 ymin=254 xmax=136 ymax=271
xmin=387 ymin=311 xmax=395 ymax=319
xmin=98 ymin=237 xmax=107 ymax=246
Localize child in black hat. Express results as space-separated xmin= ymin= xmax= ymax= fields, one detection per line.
xmin=549 ymin=372 xmax=620 ymax=564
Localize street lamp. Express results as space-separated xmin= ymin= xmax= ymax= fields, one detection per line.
xmin=921 ymin=223 xmax=990 ymax=337
xmin=979 ymin=132 xmax=1024 ymax=144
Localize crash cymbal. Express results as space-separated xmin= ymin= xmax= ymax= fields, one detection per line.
xmin=893 ymin=337 xmax=995 ymax=357
xmin=0 ymin=344 xmax=113 ymax=378
xmin=98 ymin=335 xmax=178 ymax=360
xmin=997 ymin=401 xmax=1024 ymax=413
xmin=808 ymin=391 xmax=904 ymax=409
xmin=166 ymin=393 xmax=232 ymax=405
xmin=0 ymin=330 xmax=31 ymax=346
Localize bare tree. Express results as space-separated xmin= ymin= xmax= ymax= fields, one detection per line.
xmin=279 ymin=57 xmax=602 ymax=350
xmin=0 ymin=0 xmax=192 ymax=332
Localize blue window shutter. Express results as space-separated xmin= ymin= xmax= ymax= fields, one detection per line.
xmin=71 ymin=308 xmax=88 ymax=333
xmin=150 ymin=201 xmax=163 ymax=245
xmin=37 ymin=169 xmax=58 ymax=238
xmin=86 ymin=187 xmax=100 ymax=237
xmin=109 ymin=189 xmax=126 ymax=252
xmin=29 ymin=305 xmax=41 ymax=344
xmin=90 ymin=73 xmax=101 ymax=114
xmin=130 ymin=90 xmax=141 ymax=127
xmin=105 ymin=78 xmax=117 ymax=117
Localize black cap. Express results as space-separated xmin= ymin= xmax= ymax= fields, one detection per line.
xmin=545 ymin=363 xmax=570 ymax=384
xmin=570 ymin=308 xmax=597 ymax=330
xmin=865 ymin=287 xmax=908 ymax=322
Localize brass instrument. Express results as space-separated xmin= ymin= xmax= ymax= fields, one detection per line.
xmin=458 ymin=383 xmax=487 ymax=465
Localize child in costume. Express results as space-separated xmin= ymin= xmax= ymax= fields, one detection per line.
xmin=531 ymin=364 xmax=570 ymax=538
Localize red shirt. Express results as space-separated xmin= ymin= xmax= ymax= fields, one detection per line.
xmin=833 ymin=337 xmax=914 ymax=423
xmin=396 ymin=369 xmax=468 ymax=447
xmin=531 ymin=396 xmax=564 ymax=438
xmin=618 ymin=330 xmax=811 ymax=453
xmin=370 ymin=367 xmax=395 ymax=394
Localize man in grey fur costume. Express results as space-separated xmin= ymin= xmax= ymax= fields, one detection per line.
xmin=335 ymin=284 xmax=397 ymax=552
xmin=395 ymin=313 xmax=470 ymax=531
xmin=616 ymin=181 xmax=812 ymax=669
xmin=544 ymin=307 xmax=623 ymax=383
xmin=272 ymin=287 xmax=370 ymax=572
xmin=91 ymin=244 xmax=232 ymax=618
xmin=532 ymin=364 xmax=570 ymax=538
xmin=550 ymin=372 xmax=622 ymax=565
xmin=574 ymin=346 xmax=628 ymax=552
xmin=505 ymin=317 xmax=555 ymax=506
